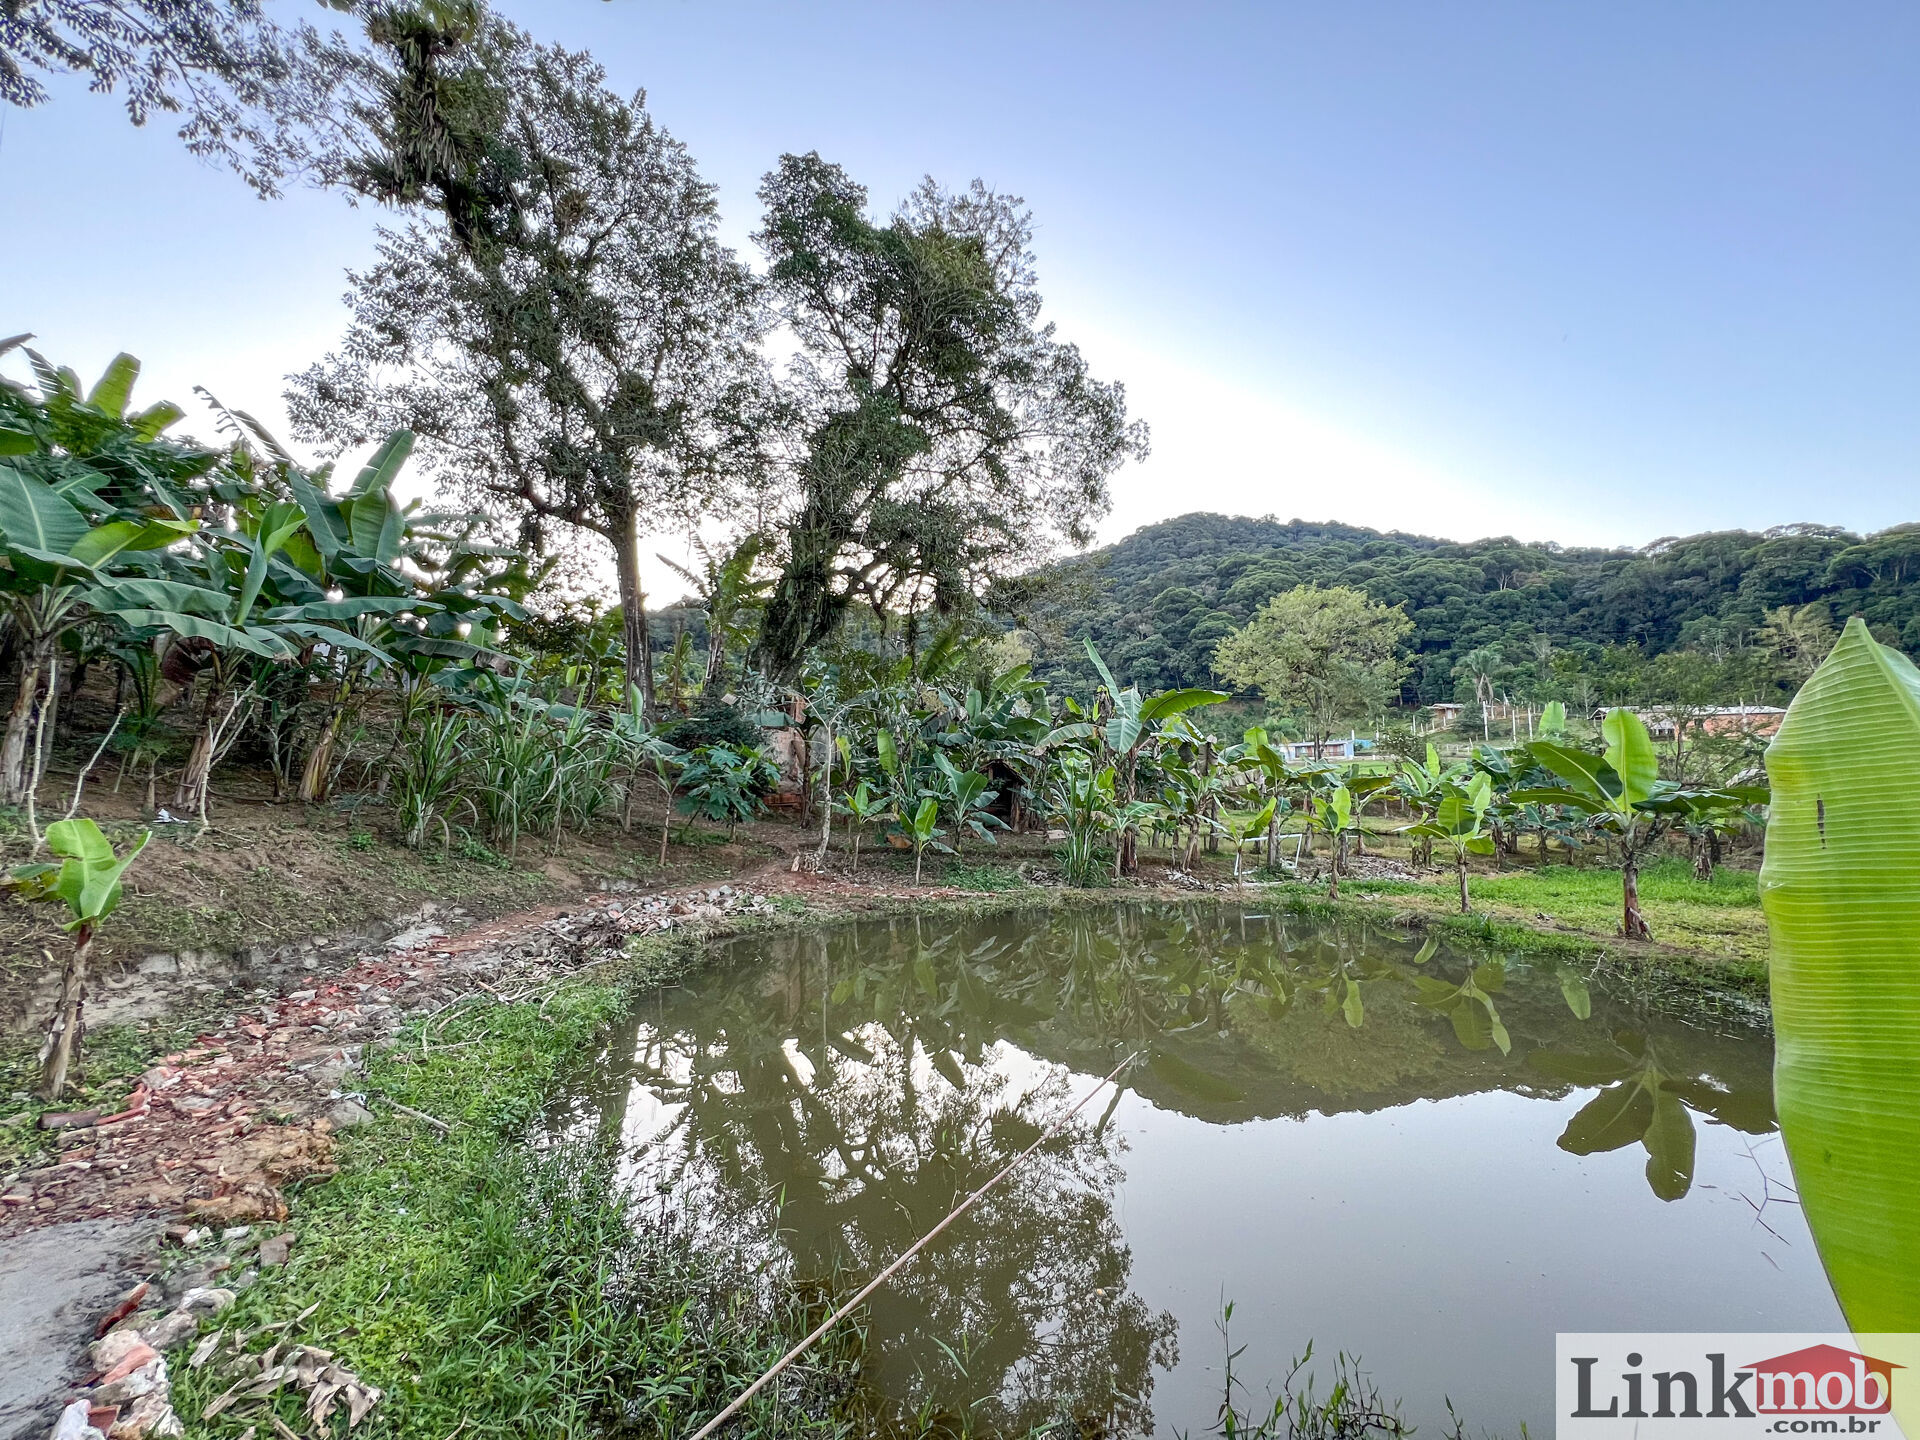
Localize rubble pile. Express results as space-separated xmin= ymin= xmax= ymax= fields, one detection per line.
xmin=3 ymin=889 xmax=776 ymax=1229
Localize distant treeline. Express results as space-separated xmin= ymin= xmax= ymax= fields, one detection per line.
xmin=1012 ymin=513 xmax=1920 ymax=707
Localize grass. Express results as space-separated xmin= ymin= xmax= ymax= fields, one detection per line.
xmin=1267 ymin=856 xmax=1770 ymax=995
xmin=168 ymin=936 xmax=868 ymax=1439
xmin=940 ymin=860 xmax=1033 ymax=893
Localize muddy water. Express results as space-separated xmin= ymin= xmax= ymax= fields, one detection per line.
xmin=556 ymin=905 xmax=1842 ymax=1436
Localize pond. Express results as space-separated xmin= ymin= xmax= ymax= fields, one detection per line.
xmin=555 ymin=904 xmax=1843 ymax=1436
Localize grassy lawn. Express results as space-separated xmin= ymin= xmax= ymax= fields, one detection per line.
xmin=1332 ymin=857 xmax=1770 ymax=973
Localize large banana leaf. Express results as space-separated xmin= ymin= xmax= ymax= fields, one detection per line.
xmin=1761 ymin=616 xmax=1920 ymax=1329
xmin=0 ymin=463 xmax=87 ymax=561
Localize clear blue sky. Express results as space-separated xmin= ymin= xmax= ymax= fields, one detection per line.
xmin=4 ymin=0 xmax=1916 ymax=582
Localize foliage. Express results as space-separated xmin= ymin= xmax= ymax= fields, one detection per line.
xmin=1760 ymin=616 xmax=1920 ymax=1328
xmin=676 ymin=744 xmax=776 ymax=837
xmin=752 ymin=153 xmax=1147 ymax=678
xmin=6 ymin=816 xmax=149 ymax=1097
xmin=1019 ymin=510 xmax=1920 ymax=703
xmin=6 ymin=816 xmax=148 ymax=930
xmin=0 ymin=0 xmax=347 ymax=195
xmin=662 ymin=698 xmax=765 ymax=754
xmin=1045 ymin=753 xmax=1118 ymax=888
xmin=830 ymin=779 xmax=889 ymax=874
xmin=1403 ymin=771 xmax=1496 ymax=913
xmin=287 ymin=12 xmax=766 ymax=711
xmin=931 ymin=751 xmax=1003 ymax=853
xmin=895 ymin=793 xmax=949 ymax=884
xmin=1514 ymin=708 xmax=1758 ymax=941
xmin=1213 ymin=584 xmax=1412 ymax=745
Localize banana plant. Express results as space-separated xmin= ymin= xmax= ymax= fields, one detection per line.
xmin=0 ymin=346 xmax=221 ymax=806
xmin=1305 ymin=784 xmax=1356 ymax=897
xmin=609 ymin=685 xmax=685 ymax=864
xmin=1392 ymin=742 xmax=1468 ymax=868
xmin=1081 ymin=639 xmax=1226 ymax=874
xmin=0 ymin=465 xmax=203 ymax=807
xmin=932 ymin=751 xmax=1004 ymax=854
xmin=832 ymin=779 xmax=890 ymax=875
xmin=1760 ymin=617 xmax=1920 ymax=1327
xmin=1218 ymin=798 xmax=1278 ymax=881
xmin=6 ymin=818 xmax=150 ymax=1098
xmin=1403 ymin=771 xmax=1496 ymax=912
xmin=1513 ymin=708 xmax=1762 ymax=940
xmin=897 ymin=794 xmax=950 ymax=884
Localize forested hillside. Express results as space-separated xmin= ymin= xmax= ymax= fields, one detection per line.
xmin=1016 ymin=512 xmax=1920 ymax=707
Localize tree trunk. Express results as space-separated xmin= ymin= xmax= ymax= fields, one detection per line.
xmin=1 ymin=635 xmax=53 ymax=807
xmin=38 ymin=921 xmax=94 ymax=1100
xmin=1621 ymin=853 xmax=1652 ymax=941
xmin=1329 ymin=832 xmax=1343 ymax=899
xmin=297 ymin=678 xmax=352 ymax=803
xmin=613 ymin=525 xmax=656 ymax=719
xmin=1692 ymin=840 xmax=1712 ymax=882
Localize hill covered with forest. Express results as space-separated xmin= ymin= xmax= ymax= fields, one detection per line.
xmin=1016 ymin=512 xmax=1920 ymax=708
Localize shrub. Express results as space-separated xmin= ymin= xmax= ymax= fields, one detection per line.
xmin=661 ymin=699 xmax=763 ymax=754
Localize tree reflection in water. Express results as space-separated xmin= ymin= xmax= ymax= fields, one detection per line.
xmin=562 ymin=905 xmax=1778 ymax=1436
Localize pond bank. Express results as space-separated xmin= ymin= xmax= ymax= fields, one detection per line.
xmin=2 ymin=838 xmax=1774 ymax=1436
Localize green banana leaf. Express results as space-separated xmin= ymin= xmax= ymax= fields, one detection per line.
xmin=1762 ymin=615 xmax=1920 ymax=1329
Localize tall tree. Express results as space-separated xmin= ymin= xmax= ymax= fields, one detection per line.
xmin=752 ymin=154 xmax=1147 ymax=680
xmin=1213 ymin=583 xmax=1412 ymax=751
xmin=286 ymin=11 xmax=765 ymax=713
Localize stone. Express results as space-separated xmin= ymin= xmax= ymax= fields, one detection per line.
xmin=326 ymin=1097 xmax=374 ymax=1129
xmin=138 ymin=1310 xmax=198 ymax=1352
xmin=89 ymin=1329 xmax=148 ymax=1375
xmin=175 ymin=1287 xmax=235 ymax=1317
xmin=90 ymin=1356 xmax=163 ymax=1406
xmin=256 ymin=1233 xmax=295 ymax=1268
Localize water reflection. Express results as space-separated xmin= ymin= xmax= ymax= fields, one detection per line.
xmin=561 ymin=905 xmax=1789 ymax=1434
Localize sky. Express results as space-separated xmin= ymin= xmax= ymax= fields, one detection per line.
xmin=4 ymin=1 xmax=1917 ymax=599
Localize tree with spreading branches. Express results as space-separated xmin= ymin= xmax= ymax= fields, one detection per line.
xmin=287 ymin=10 xmax=767 ymax=714
xmin=752 ymin=153 xmax=1147 ymax=680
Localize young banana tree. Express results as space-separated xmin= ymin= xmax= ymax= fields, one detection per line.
xmin=897 ymin=795 xmax=950 ymax=884
xmin=1219 ymin=798 xmax=1278 ymax=881
xmin=833 ymin=779 xmax=890 ymax=875
xmin=1392 ymin=742 xmax=1468 ymax=868
xmin=1514 ymin=708 xmax=1761 ymax=941
xmin=932 ymin=751 xmax=1004 ymax=854
xmin=6 ymin=818 xmax=150 ymax=1098
xmin=609 ymin=685 xmax=685 ymax=863
xmin=1081 ymin=639 xmax=1226 ymax=875
xmin=1403 ymin=771 xmax=1497 ymax=912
